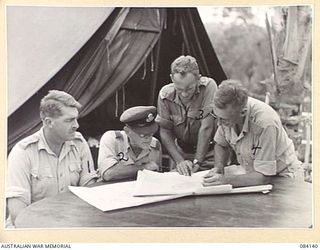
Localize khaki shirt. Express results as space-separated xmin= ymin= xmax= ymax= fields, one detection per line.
xmin=157 ymin=76 xmax=217 ymax=145
xmin=214 ymin=97 xmax=301 ymax=176
xmin=98 ymin=130 xmax=162 ymax=176
xmin=6 ymin=128 xmax=98 ymax=205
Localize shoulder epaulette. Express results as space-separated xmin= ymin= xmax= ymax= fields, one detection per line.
xmin=150 ymin=138 xmax=161 ymax=150
xmin=19 ymin=134 xmax=40 ymax=149
xmin=73 ymin=131 xmax=85 ymax=142
xmin=199 ymin=77 xmax=210 ymax=86
xmin=114 ymin=130 xmax=124 ymax=140
xmin=159 ymin=84 xmax=175 ymax=100
xmin=250 ymin=121 xmax=264 ymax=135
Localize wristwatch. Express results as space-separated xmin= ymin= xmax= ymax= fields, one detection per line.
xmin=193 ymin=159 xmax=201 ymax=167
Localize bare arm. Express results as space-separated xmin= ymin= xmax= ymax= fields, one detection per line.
xmin=160 ymin=128 xmax=193 ymax=175
xmin=203 ymin=170 xmax=271 ymax=188
xmin=7 ymin=198 xmax=27 ymax=225
xmin=194 ymin=114 xmax=215 ymax=164
xmin=103 ymin=161 xmax=158 ymax=181
xmin=214 ymin=143 xmax=230 ymax=173
xmin=103 ymin=163 xmax=141 ymax=181
xmin=160 ymin=127 xmax=184 ymax=164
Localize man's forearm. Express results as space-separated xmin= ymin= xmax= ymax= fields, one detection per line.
xmin=214 ymin=144 xmax=230 ymax=173
xmin=194 ymin=125 xmax=213 ymax=163
xmin=223 ymin=171 xmax=271 ymax=188
xmin=160 ymin=128 xmax=184 ymax=164
xmin=8 ymin=198 xmax=28 ymax=225
xmin=195 ymin=115 xmax=215 ymax=163
xmin=103 ymin=163 xmax=142 ymax=181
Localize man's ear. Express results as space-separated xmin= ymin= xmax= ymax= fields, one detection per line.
xmin=170 ymin=74 xmax=174 ymax=82
xmin=123 ymin=126 xmax=130 ymax=134
xmin=240 ymin=107 xmax=247 ymax=117
xmin=43 ymin=117 xmax=54 ymax=128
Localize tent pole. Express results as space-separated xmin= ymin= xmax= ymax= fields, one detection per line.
xmin=149 ymin=39 xmax=161 ymax=105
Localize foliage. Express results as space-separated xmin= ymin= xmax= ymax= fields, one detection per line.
xmin=201 ymin=7 xmax=313 ymax=181
xmin=203 ymin=9 xmax=273 ymax=97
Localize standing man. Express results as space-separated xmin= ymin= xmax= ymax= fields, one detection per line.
xmin=6 ymin=90 xmax=98 ymax=225
xmin=157 ymin=55 xmax=218 ymax=176
xmin=98 ymin=106 xmax=162 ymax=182
xmin=203 ymin=80 xmax=304 ymax=188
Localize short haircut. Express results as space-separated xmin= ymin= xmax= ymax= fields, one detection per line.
xmin=171 ymin=55 xmax=200 ymax=77
xmin=214 ymin=80 xmax=248 ymax=109
xmin=40 ymin=90 xmax=81 ymax=120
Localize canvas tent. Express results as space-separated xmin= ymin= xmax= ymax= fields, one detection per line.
xmin=8 ymin=7 xmax=227 ymax=150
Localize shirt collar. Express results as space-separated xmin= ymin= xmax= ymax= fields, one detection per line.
xmin=37 ymin=127 xmax=53 ymax=153
xmin=242 ymin=97 xmax=253 ymax=134
xmin=125 ymin=133 xmax=153 ymax=155
xmin=123 ymin=133 xmax=131 ymax=153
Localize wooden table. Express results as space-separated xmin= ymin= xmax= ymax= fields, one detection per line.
xmin=15 ymin=177 xmax=312 ymax=228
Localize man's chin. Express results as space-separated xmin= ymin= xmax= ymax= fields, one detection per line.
xmin=140 ymin=144 xmax=151 ymax=150
xmin=180 ymin=96 xmax=192 ymax=101
xmin=66 ymin=132 xmax=76 ymax=140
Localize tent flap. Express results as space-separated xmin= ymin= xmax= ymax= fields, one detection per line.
xmin=8 ymin=7 xmax=227 ymax=150
xmin=7 ymin=6 xmax=114 ymax=116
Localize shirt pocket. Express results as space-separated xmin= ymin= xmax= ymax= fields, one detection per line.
xmin=68 ymin=161 xmax=82 ymax=186
xmin=170 ymin=114 xmax=185 ymax=126
xmin=31 ymin=167 xmax=53 ymax=180
xmin=239 ymin=148 xmax=255 ymax=173
xmin=187 ymin=109 xmax=200 ymax=120
xmin=31 ymin=167 xmax=53 ymax=202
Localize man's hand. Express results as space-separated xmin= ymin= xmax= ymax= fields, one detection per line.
xmin=202 ymin=167 xmax=225 ymax=186
xmin=176 ymin=160 xmax=193 ymax=176
xmin=143 ymin=161 xmax=159 ymax=171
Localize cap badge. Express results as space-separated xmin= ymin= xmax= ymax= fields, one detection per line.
xmin=146 ymin=113 xmax=155 ymax=123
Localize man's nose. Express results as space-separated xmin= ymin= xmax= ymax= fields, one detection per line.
xmin=72 ymin=119 xmax=79 ymax=129
xmin=181 ymin=91 xmax=189 ymax=97
xmin=140 ymin=134 xmax=151 ymax=139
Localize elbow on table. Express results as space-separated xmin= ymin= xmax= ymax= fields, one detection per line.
xmin=259 ymin=174 xmax=272 ymax=185
xmin=102 ymin=170 xmax=117 ymax=182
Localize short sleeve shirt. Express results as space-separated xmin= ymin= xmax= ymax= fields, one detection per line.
xmin=98 ymin=130 xmax=162 ymax=176
xmin=6 ymin=128 xmax=98 ymax=205
xmin=214 ymin=97 xmax=299 ymax=176
xmin=157 ymin=76 xmax=217 ymax=145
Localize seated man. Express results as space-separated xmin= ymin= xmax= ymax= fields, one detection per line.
xmin=6 ymin=90 xmax=98 ymax=225
xmin=156 ymin=55 xmax=218 ymax=176
xmin=98 ymin=106 xmax=162 ymax=181
xmin=203 ymin=80 xmax=304 ymax=188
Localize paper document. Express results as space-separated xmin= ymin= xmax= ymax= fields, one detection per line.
xmin=133 ymin=170 xmax=232 ymax=196
xmin=69 ymin=170 xmax=273 ymax=212
xmin=69 ymin=182 xmax=188 ymax=212
xmin=133 ymin=170 xmax=273 ymax=196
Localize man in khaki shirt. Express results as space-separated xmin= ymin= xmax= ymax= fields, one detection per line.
xmin=6 ymin=90 xmax=98 ymax=225
xmin=98 ymin=106 xmax=162 ymax=181
xmin=203 ymin=80 xmax=303 ymax=188
xmin=157 ymin=55 xmax=218 ymax=176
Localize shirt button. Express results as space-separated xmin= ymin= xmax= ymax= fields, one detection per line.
xmin=60 ymin=173 xmax=63 ymax=177
xmin=60 ymin=188 xmax=64 ymax=192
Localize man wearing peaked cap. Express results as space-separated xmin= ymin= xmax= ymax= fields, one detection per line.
xmin=98 ymin=106 xmax=162 ymax=182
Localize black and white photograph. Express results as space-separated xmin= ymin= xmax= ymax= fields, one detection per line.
xmin=4 ymin=3 xmax=314 ymax=234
